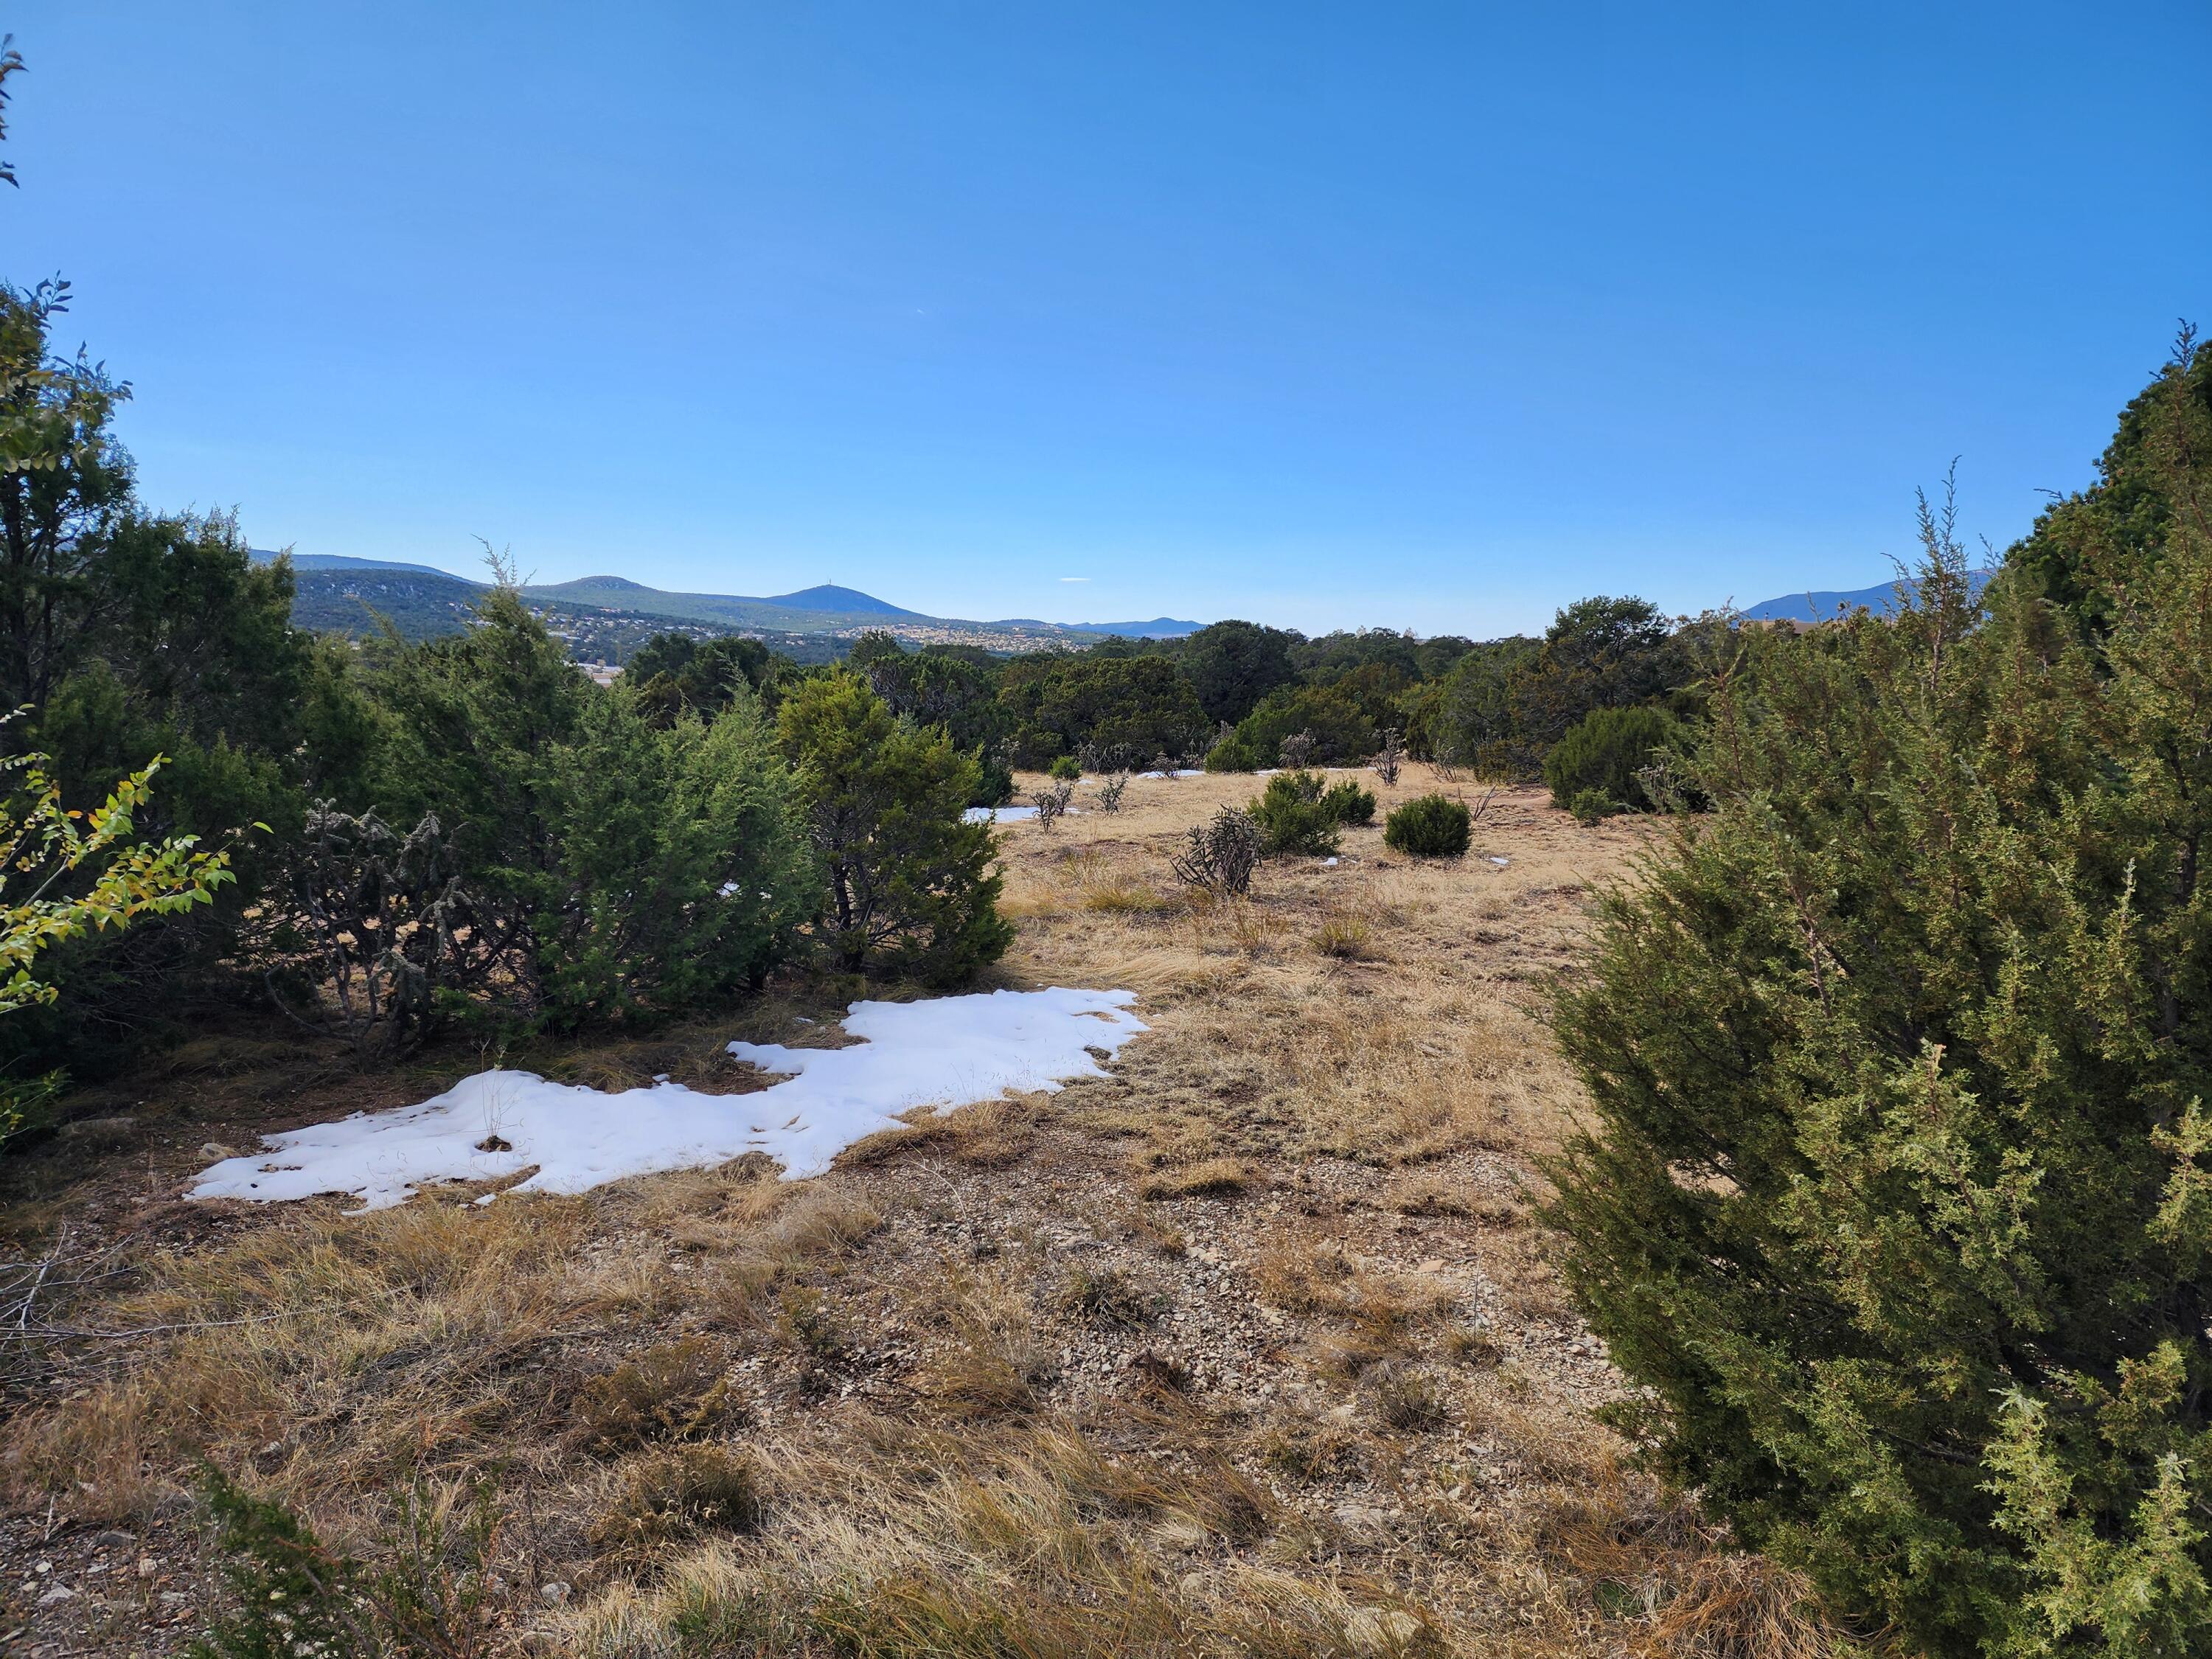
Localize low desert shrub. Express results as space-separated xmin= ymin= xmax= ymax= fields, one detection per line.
xmin=1057 ymin=1265 xmax=1154 ymax=1330
xmin=1541 ymin=704 xmax=1680 ymax=817
xmin=1383 ymin=794 xmax=1470 ymax=858
xmin=1321 ymin=779 xmax=1375 ymax=824
xmin=1250 ymin=769 xmax=1365 ymax=857
xmin=1029 ymin=777 xmax=1074 ymax=827
xmin=1046 ymin=754 xmax=1082 ymax=782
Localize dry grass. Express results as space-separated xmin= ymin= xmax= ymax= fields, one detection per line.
xmin=0 ymin=771 xmax=1860 ymax=1659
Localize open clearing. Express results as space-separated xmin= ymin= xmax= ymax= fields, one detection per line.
xmin=0 ymin=768 xmax=1840 ymax=1658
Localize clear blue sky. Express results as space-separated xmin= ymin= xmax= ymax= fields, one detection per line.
xmin=7 ymin=3 xmax=2207 ymax=636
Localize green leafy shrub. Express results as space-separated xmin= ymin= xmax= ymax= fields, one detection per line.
xmin=0 ymin=734 xmax=234 ymax=1129
xmin=1206 ymin=685 xmax=1376 ymax=771
xmin=1382 ymin=794 xmax=1469 ymax=858
xmin=1046 ymin=754 xmax=1082 ymax=782
xmin=371 ymin=590 xmax=811 ymax=1026
xmin=1548 ymin=343 xmax=2212 ymax=1658
xmin=1541 ymin=704 xmax=1680 ymax=815
xmin=1319 ymin=779 xmax=1375 ymax=825
xmin=1248 ymin=770 xmax=1344 ymax=857
xmin=968 ymin=747 xmax=1015 ymax=809
xmin=1562 ymin=787 xmax=1614 ymax=827
xmin=779 ymin=673 xmax=1012 ymax=984
xmin=189 ymin=1467 xmax=501 ymax=1659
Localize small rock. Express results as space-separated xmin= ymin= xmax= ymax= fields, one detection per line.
xmin=198 ymin=1141 xmax=238 ymax=1160
xmin=137 ymin=1557 xmax=157 ymax=1579
xmin=94 ymin=1529 xmax=135 ymax=1548
xmin=540 ymin=1581 xmax=571 ymax=1604
xmin=35 ymin=1584 xmax=74 ymax=1607
xmin=1416 ymin=1258 xmax=1445 ymax=1273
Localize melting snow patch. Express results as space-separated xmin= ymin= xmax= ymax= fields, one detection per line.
xmin=188 ymin=988 xmax=1146 ymax=1213
xmin=1136 ymin=768 xmax=1206 ymax=779
xmin=1488 ymin=856 xmax=1510 ymax=867
xmin=963 ymin=805 xmax=1038 ymax=823
xmin=1321 ymin=857 xmax=1340 ymax=867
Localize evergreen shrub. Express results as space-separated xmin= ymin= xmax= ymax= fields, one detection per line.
xmin=1541 ymin=704 xmax=1680 ymax=817
xmin=1550 ymin=343 xmax=2212 ymax=1656
xmin=1382 ymin=794 xmax=1470 ymax=858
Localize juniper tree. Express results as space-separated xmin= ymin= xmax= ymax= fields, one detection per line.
xmin=1549 ymin=338 xmax=2212 ymax=1657
xmin=779 ymin=673 xmax=1011 ymax=984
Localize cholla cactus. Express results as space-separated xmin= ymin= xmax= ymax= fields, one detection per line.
xmin=1372 ymin=727 xmax=1405 ymax=786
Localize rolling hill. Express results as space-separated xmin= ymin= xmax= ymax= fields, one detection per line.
xmin=249 ymin=552 xmax=1204 ymax=650
xmin=1742 ymin=568 xmax=1997 ymax=622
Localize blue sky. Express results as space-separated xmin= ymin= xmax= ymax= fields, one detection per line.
xmin=7 ymin=3 xmax=2207 ymax=636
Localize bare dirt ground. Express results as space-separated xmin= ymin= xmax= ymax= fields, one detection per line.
xmin=0 ymin=768 xmax=1844 ymax=1658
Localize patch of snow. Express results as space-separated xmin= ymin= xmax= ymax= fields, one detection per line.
xmin=1488 ymin=856 xmax=1509 ymax=867
xmin=1321 ymin=857 xmax=1340 ymax=867
xmin=1136 ymin=768 xmax=1206 ymax=779
xmin=963 ymin=805 xmax=1039 ymax=823
xmin=187 ymin=988 xmax=1147 ymax=1213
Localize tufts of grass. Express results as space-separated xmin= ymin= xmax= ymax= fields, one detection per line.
xmin=1134 ymin=1156 xmax=1251 ymax=1200
xmin=1310 ymin=910 xmax=1379 ymax=961
xmin=574 ymin=1336 xmax=735 ymax=1453
xmin=1368 ymin=1363 xmax=1449 ymax=1433
xmin=1057 ymin=1265 xmax=1155 ymax=1331
xmin=594 ymin=1443 xmax=767 ymax=1551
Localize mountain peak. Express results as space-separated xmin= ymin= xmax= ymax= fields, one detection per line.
xmin=763 ymin=584 xmax=921 ymax=618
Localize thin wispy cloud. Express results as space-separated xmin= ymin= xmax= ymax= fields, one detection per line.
xmin=1059 ymin=576 xmax=1091 ymax=582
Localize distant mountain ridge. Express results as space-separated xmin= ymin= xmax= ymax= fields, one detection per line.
xmin=248 ymin=552 xmax=1204 ymax=643
xmin=1740 ymin=569 xmax=1997 ymax=622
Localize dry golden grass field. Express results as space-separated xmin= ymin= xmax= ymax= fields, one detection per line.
xmin=0 ymin=768 xmax=1851 ymax=1658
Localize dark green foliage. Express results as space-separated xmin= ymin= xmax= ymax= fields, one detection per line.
xmin=0 ymin=282 xmax=344 ymax=1065
xmin=1046 ymin=754 xmax=1082 ymax=782
xmin=189 ymin=1467 xmax=501 ymax=1659
xmin=2009 ymin=330 xmax=2212 ymax=637
xmin=1549 ymin=342 xmax=2212 ymax=1658
xmin=1248 ymin=770 xmax=1349 ymax=857
xmin=538 ymin=689 xmax=813 ymax=1018
xmin=1180 ymin=619 xmax=1299 ymax=725
xmin=628 ymin=632 xmax=793 ymax=723
xmin=369 ymin=588 xmax=810 ymax=1025
xmin=998 ymin=653 xmax=1208 ymax=770
xmin=1382 ymin=794 xmax=1470 ymax=858
xmin=1321 ymin=779 xmax=1374 ymax=824
xmin=968 ymin=747 xmax=1015 ymax=809
xmin=1206 ymin=684 xmax=1376 ymax=771
xmin=1541 ymin=705 xmax=1681 ymax=816
xmin=779 ymin=673 xmax=1011 ymax=984
xmin=1417 ymin=636 xmax=1531 ymax=771
xmin=1425 ymin=600 xmax=1683 ymax=779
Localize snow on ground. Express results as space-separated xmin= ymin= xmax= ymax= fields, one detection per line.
xmin=964 ymin=804 xmax=1038 ymax=823
xmin=1136 ymin=768 xmax=1206 ymax=779
xmin=188 ymin=988 xmax=1147 ymax=1213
